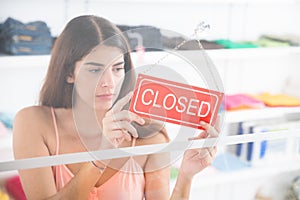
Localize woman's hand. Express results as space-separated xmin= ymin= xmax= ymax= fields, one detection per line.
xmin=180 ymin=117 xmax=221 ymax=179
xmin=101 ymin=92 xmax=145 ymax=148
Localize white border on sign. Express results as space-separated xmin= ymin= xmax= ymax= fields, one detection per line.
xmin=132 ymin=77 xmax=220 ymax=128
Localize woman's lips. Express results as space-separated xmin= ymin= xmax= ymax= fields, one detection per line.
xmin=96 ymin=94 xmax=114 ymax=100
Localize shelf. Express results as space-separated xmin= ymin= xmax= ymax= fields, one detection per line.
xmin=184 ymin=155 xmax=300 ymax=187
xmin=0 ymin=55 xmax=50 ymax=69
xmin=0 ymin=47 xmax=299 ymax=70
xmin=89 ymin=0 xmax=297 ymax=4
xmin=206 ymin=47 xmax=300 ymax=60
xmin=225 ymin=106 xmax=300 ymax=123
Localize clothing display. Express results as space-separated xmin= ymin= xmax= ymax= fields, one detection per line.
xmin=117 ymin=25 xmax=162 ymax=52
xmin=0 ymin=10 xmax=299 ymax=200
xmin=252 ymin=93 xmax=300 ymax=107
xmin=5 ymin=175 xmax=26 ymax=200
xmin=225 ymin=94 xmax=265 ymax=111
xmin=262 ymin=34 xmax=300 ymax=46
xmin=0 ymin=190 xmax=9 ymax=200
xmin=0 ymin=112 xmax=14 ymax=129
xmin=254 ymin=36 xmax=290 ymax=47
xmin=214 ymin=39 xmax=259 ymax=49
xmin=162 ymin=36 xmax=224 ymax=50
xmin=0 ymin=17 xmax=53 ymax=55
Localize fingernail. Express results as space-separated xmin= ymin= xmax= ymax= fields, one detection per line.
xmin=200 ymin=121 xmax=206 ymax=125
xmin=140 ymin=118 xmax=145 ymax=124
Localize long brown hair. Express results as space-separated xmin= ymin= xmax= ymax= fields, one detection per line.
xmin=39 ymin=15 xmax=168 ymax=140
xmin=39 ymin=15 xmax=135 ymax=108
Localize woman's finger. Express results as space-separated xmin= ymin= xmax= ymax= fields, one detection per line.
xmin=104 ymin=130 xmax=124 ymax=140
xmin=104 ymin=130 xmax=132 ymax=145
xmin=199 ymin=121 xmax=219 ymax=137
xmin=106 ymin=92 xmax=133 ymax=116
xmin=122 ymin=130 xmax=132 ymax=142
xmin=110 ymin=121 xmax=138 ymax=138
xmin=206 ymin=147 xmax=217 ymax=158
xmin=188 ymin=131 xmax=208 ymax=141
xmin=210 ymin=147 xmax=217 ymax=158
xmin=112 ymin=110 xmax=145 ymax=125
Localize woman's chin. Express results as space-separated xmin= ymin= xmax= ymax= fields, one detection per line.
xmin=93 ymin=101 xmax=113 ymax=111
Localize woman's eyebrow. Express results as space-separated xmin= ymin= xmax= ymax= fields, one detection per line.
xmin=84 ymin=61 xmax=124 ymax=66
xmin=84 ymin=62 xmax=104 ymax=66
xmin=113 ymin=61 xmax=124 ymax=66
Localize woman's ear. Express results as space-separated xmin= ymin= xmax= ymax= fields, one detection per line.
xmin=66 ymin=74 xmax=75 ymax=84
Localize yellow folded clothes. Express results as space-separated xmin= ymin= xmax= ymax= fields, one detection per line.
xmin=0 ymin=190 xmax=9 ymax=200
xmin=252 ymin=93 xmax=300 ymax=107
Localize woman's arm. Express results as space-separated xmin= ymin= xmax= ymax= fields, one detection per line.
xmin=13 ymin=107 xmax=103 ymax=200
xmin=169 ymin=168 xmax=192 ymax=200
xmin=143 ymin=132 xmax=170 ymax=200
xmin=170 ymin=120 xmax=220 ymax=200
xmin=169 ymin=147 xmax=217 ymax=200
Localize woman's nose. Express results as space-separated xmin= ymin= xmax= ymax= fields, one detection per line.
xmin=100 ymin=68 xmax=114 ymax=88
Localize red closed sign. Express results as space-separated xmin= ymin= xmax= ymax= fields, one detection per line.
xmin=129 ymin=74 xmax=223 ymax=130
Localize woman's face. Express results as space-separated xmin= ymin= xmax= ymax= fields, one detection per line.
xmin=70 ymin=45 xmax=125 ymax=111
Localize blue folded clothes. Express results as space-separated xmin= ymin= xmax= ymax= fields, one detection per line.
xmin=0 ymin=112 xmax=15 ymax=129
xmin=2 ymin=17 xmax=50 ymax=35
xmin=2 ymin=33 xmax=53 ymax=47
xmin=0 ymin=17 xmax=53 ymax=55
xmin=5 ymin=43 xmax=52 ymax=55
xmin=213 ymin=153 xmax=250 ymax=172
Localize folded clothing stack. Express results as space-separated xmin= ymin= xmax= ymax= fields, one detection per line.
xmin=261 ymin=34 xmax=300 ymax=46
xmin=0 ymin=17 xmax=53 ymax=55
xmin=254 ymin=36 xmax=290 ymax=47
xmin=162 ymin=36 xmax=225 ymax=50
xmin=117 ymin=25 xmax=162 ymax=52
xmin=5 ymin=176 xmax=26 ymax=200
xmin=213 ymin=39 xmax=259 ymax=49
xmin=252 ymin=92 xmax=300 ymax=107
xmin=225 ymin=94 xmax=265 ymax=111
xmin=0 ymin=189 xmax=9 ymax=200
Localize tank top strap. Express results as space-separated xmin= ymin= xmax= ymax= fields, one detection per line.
xmin=50 ymin=107 xmax=60 ymax=155
xmin=131 ymin=137 xmax=136 ymax=147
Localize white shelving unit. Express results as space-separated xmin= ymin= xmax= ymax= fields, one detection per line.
xmin=206 ymin=47 xmax=300 ymax=60
xmin=225 ymin=106 xmax=300 ymax=123
xmin=0 ymin=46 xmax=300 ymax=199
xmin=0 ymin=55 xmax=50 ymax=69
xmin=1 ymin=0 xmax=300 ymax=198
xmin=191 ymin=155 xmax=300 ymax=187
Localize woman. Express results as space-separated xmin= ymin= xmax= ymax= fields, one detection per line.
xmin=13 ymin=15 xmax=219 ymax=200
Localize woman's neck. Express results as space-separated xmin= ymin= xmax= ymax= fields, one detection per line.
xmin=73 ymin=98 xmax=107 ymax=139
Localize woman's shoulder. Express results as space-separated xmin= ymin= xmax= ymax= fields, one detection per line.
xmin=14 ymin=106 xmax=51 ymax=126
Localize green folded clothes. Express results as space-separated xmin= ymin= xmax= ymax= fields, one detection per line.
xmin=214 ymin=39 xmax=258 ymax=49
xmin=170 ymin=167 xmax=179 ymax=180
xmin=262 ymin=34 xmax=300 ymax=46
xmin=254 ymin=37 xmax=290 ymax=47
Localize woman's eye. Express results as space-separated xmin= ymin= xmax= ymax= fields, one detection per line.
xmin=116 ymin=67 xmax=124 ymax=71
xmin=88 ymin=68 xmax=102 ymax=73
xmin=113 ymin=66 xmax=125 ymax=72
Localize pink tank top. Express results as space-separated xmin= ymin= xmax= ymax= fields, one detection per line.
xmin=50 ymin=108 xmax=145 ymax=200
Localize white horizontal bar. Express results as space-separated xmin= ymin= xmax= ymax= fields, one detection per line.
xmin=1 ymin=129 xmax=299 ymax=172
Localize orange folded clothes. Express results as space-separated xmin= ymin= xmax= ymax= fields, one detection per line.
xmin=252 ymin=93 xmax=300 ymax=107
xmin=0 ymin=190 xmax=9 ymax=200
